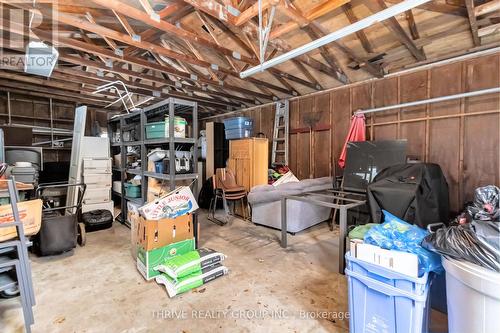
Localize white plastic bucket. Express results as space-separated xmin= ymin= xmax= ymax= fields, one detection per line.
xmin=443 ymin=257 xmax=500 ymax=333
xmin=165 ymin=116 xmax=187 ymax=138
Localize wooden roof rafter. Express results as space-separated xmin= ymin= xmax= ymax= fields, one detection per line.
xmin=1 ymin=0 xmax=499 ymax=115
xmin=342 ymin=2 xmax=374 ymax=54
xmin=58 ymin=41 xmax=272 ymax=103
xmin=177 ymin=0 xmax=341 ymax=87
xmin=385 ymin=0 xmax=467 ymax=17
xmin=269 ymin=0 xmax=350 ymax=39
xmin=194 ymin=9 xmax=300 ymax=96
xmin=85 ymin=11 xmax=118 ymax=51
xmin=0 ymin=8 xmax=241 ymax=107
xmin=7 ymin=3 xmax=295 ymax=99
xmin=372 ymin=0 xmax=426 ymax=61
xmin=405 ymin=9 xmax=420 ymax=40
xmin=292 ymin=59 xmax=323 ymax=90
xmin=159 ymin=39 xmax=254 ymax=106
xmin=123 ymin=2 xmax=191 ymax=57
xmin=113 ymin=10 xmax=137 ymax=37
xmin=278 ymin=0 xmax=350 ymax=83
xmin=465 ymin=0 xmax=481 ymax=46
xmin=95 ymin=0 xmax=320 ymax=93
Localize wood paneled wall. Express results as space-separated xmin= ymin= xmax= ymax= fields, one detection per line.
xmin=203 ymin=53 xmax=500 ymax=212
xmin=0 ymin=92 xmax=108 ymax=162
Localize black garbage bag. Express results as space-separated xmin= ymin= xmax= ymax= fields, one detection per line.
xmin=422 ymin=223 xmax=500 ymax=272
xmin=467 ymin=185 xmax=500 ymax=221
xmin=472 ymin=220 xmax=500 ymax=260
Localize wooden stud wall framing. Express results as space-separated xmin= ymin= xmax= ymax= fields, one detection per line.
xmin=202 ymin=52 xmax=500 ymax=213
xmin=0 ymin=92 xmax=108 ymax=162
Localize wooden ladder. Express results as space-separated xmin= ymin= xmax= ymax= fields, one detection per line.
xmin=271 ymin=100 xmax=289 ymax=166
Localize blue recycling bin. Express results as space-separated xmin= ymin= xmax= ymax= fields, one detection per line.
xmin=345 ymin=252 xmax=432 ymax=333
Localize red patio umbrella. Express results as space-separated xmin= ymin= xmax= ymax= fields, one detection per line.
xmin=338 ymin=114 xmax=366 ymax=169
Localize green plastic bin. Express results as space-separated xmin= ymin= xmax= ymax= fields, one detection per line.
xmin=124 ymin=183 xmax=141 ymax=198
xmin=145 ymin=122 xmax=166 ymax=139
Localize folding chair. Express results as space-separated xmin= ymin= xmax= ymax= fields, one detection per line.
xmin=208 ymin=168 xmax=248 ymax=225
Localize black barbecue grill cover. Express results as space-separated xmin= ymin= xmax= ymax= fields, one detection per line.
xmin=367 ymin=163 xmax=449 ymax=228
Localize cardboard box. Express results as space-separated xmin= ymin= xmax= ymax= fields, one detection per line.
xmin=137 ymin=213 xmax=193 ymax=251
xmin=127 ymin=201 xmax=141 ymax=260
xmin=0 ymin=199 xmax=42 ymax=241
xmin=139 ymin=186 xmax=199 ymax=220
xmin=137 ymin=238 xmax=195 ymax=280
xmin=356 ymin=243 xmax=419 ymax=278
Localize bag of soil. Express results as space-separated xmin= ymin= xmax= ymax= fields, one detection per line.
xmin=154 ymin=248 xmax=226 ymax=280
xmin=155 ymin=264 xmax=229 ymax=297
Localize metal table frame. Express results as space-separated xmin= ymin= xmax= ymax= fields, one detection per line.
xmin=280 ymin=189 xmax=366 ymax=273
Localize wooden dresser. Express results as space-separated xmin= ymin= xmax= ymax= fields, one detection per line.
xmin=227 ymin=138 xmax=268 ymax=192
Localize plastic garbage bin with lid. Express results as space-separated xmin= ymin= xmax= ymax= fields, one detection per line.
xmin=443 ymin=257 xmax=500 ymax=333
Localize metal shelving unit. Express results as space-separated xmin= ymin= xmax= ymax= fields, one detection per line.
xmin=107 ymin=98 xmax=198 ymax=228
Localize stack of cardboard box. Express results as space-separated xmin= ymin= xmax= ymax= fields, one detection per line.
xmin=131 ymin=186 xmax=199 ymax=280
xmin=136 ymin=214 xmax=195 ymax=280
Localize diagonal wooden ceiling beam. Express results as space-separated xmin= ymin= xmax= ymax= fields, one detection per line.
xmin=57 ymin=55 xmax=256 ymax=106
xmin=196 ymin=10 xmax=297 ymax=95
xmin=0 ymin=73 xmax=117 ymax=107
xmin=113 ymin=10 xmax=136 ymax=36
xmin=193 ymin=11 xmax=240 ymax=73
xmin=11 ymin=5 xmax=293 ymax=97
xmin=123 ymin=2 xmax=188 ymax=56
xmin=302 ymin=25 xmax=350 ymax=83
xmin=0 ymin=16 xmax=271 ymax=102
xmin=201 ymin=12 xmax=256 ymax=56
xmin=234 ymin=0 xmax=280 ymax=26
xmin=270 ymin=0 xmax=350 ymax=39
xmin=278 ymin=1 xmax=349 ymax=84
xmin=405 ymin=9 xmax=419 ymax=40
xmin=90 ymin=0 xmax=256 ymax=64
xmin=181 ymin=0 xmax=238 ymax=25
xmin=292 ymin=60 xmax=323 ymax=90
xmin=242 ymin=26 xmax=344 ymax=80
xmin=138 ymin=0 xmax=156 ymax=17
xmin=465 ymin=0 xmax=481 ymax=46
xmin=306 ymin=22 xmax=384 ymax=78
xmin=85 ymin=12 xmax=118 ymax=50
xmin=169 ymin=0 xmax=342 ymax=84
xmin=342 ymin=3 xmax=374 ymax=54
xmin=384 ymin=0 xmax=467 ymax=17
xmin=478 ymin=23 xmax=500 ymax=37
xmin=89 ymin=0 xmax=315 ymax=93
xmin=373 ymin=0 xmax=426 ymax=61
xmin=175 ymin=20 xmax=278 ymax=100
xmin=475 ymin=0 xmax=500 ymax=17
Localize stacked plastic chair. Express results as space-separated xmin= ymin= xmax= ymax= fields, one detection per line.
xmin=208 ymin=168 xmax=248 ymax=225
xmin=0 ymin=178 xmax=36 ymax=332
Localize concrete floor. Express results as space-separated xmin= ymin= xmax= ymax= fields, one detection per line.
xmin=1 ymin=211 xmax=447 ymax=333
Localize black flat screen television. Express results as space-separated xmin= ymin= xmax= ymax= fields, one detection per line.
xmin=342 ymin=140 xmax=407 ymax=192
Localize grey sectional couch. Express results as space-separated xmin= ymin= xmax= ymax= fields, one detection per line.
xmin=247 ymin=177 xmax=333 ymax=233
